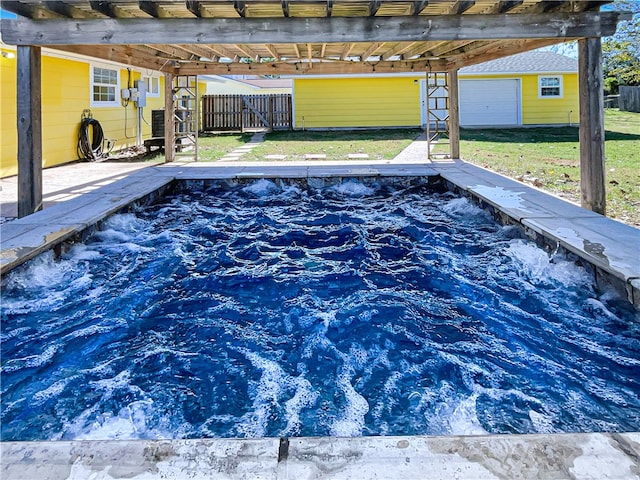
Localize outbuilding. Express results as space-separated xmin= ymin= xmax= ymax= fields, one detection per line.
xmin=291 ymin=51 xmax=578 ymax=129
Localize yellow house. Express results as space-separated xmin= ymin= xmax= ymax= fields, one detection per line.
xmin=1 ymin=44 xmax=169 ymax=178
xmin=292 ymin=51 xmax=579 ymax=129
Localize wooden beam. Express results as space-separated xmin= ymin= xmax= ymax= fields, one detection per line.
xmin=282 ymin=0 xmax=290 ymax=17
xmin=369 ymin=1 xmax=382 ymax=16
xmin=448 ymin=38 xmax=561 ymax=69
xmin=448 ymin=69 xmax=460 ymax=159
xmin=176 ymin=58 xmax=449 ymax=75
xmin=16 ymin=45 xmax=42 ymax=218
xmin=49 ymin=44 xmax=177 ymax=72
xmin=578 ymin=37 xmax=606 ymax=215
xmin=2 ymin=12 xmax=628 ymax=45
xmin=164 ymin=72 xmax=175 ymax=163
xmin=326 ymin=0 xmax=333 ymax=17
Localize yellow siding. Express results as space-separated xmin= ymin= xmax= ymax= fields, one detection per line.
xmin=1 ymin=51 xmax=166 ymax=178
xmin=459 ymin=72 xmax=579 ymax=125
xmin=293 ymin=73 xmax=579 ymax=130
xmin=1 ymin=50 xmax=18 ymax=178
xmin=294 ymin=77 xmax=422 ymax=128
xmin=521 ymin=74 xmax=579 ymax=125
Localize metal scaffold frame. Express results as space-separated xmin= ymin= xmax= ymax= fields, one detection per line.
xmin=173 ymin=75 xmax=198 ymax=161
xmin=425 ymin=72 xmax=451 ymax=160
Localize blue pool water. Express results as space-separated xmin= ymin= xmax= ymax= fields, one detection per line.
xmin=1 ymin=179 xmax=639 ymax=441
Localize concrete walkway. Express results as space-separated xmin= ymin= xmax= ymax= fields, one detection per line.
xmin=0 ymin=159 xmax=163 ymax=222
xmin=218 ymin=131 xmax=266 ymax=162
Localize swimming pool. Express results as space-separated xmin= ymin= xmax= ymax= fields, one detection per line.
xmin=1 ymin=178 xmax=639 ymax=441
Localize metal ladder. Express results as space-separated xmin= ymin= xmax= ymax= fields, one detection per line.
xmin=173 ymin=75 xmax=198 ymax=161
xmin=425 ymin=72 xmax=451 ymax=160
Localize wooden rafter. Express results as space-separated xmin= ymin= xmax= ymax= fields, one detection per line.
xmin=265 ymin=44 xmax=280 ymax=60
xmin=185 ymin=1 xmax=202 ymax=17
xmin=88 ymin=1 xmax=119 ymax=18
xmin=381 ymin=42 xmax=417 ymax=61
xmin=449 ymin=1 xmax=475 ymax=15
xmin=138 ymin=2 xmax=172 ymax=18
xmin=41 ymin=1 xmax=95 ymax=18
xmin=412 ymin=1 xmax=429 ymax=15
xmin=361 ymin=42 xmax=384 ymax=60
xmin=234 ymin=1 xmax=246 ymax=17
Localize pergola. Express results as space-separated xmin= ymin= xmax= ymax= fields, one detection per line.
xmin=0 ymin=0 xmax=630 ymax=218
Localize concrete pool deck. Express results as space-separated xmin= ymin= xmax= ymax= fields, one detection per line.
xmin=1 ymin=155 xmax=640 ymax=478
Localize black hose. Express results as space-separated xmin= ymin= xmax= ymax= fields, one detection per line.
xmin=77 ymin=117 xmax=105 ymax=161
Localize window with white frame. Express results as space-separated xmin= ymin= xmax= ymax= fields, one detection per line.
xmin=538 ymin=75 xmax=563 ymax=98
xmin=144 ymin=75 xmax=160 ymax=97
xmin=91 ymin=66 xmax=120 ymax=106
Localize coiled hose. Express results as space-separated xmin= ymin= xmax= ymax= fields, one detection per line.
xmin=77 ymin=117 xmax=107 ymax=161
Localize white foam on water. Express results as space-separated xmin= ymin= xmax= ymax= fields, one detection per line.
xmin=2 ymin=344 xmax=59 ymax=373
xmin=447 ymin=393 xmax=488 ymax=435
xmin=235 ymin=350 xmax=287 ymax=438
xmin=428 ymin=391 xmax=488 ymax=436
xmin=529 ymin=410 xmax=557 ymax=433
xmin=65 ymin=244 xmax=103 ymax=261
xmin=32 ymin=378 xmax=75 ymax=406
xmin=441 ymin=197 xmax=485 ymax=217
xmin=242 ymin=179 xmax=280 ymax=197
xmin=330 ymin=372 xmax=370 ymax=437
xmin=68 ymin=400 xmax=161 ymax=441
xmin=282 ymin=374 xmax=319 ymax=436
xmin=329 ymin=181 xmax=375 ymax=197
xmin=505 ymin=239 xmax=590 ymax=288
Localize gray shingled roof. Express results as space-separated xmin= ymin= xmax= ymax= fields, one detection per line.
xmin=460 ymin=50 xmax=578 ymax=74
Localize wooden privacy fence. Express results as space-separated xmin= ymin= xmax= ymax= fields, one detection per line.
xmin=619 ymin=86 xmax=640 ymax=113
xmin=202 ymin=94 xmax=292 ymax=131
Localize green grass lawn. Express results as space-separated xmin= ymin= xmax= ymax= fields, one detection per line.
xmin=460 ymin=109 xmax=640 ymax=226
xmin=194 ymin=129 xmax=422 ymax=162
xmin=197 ymin=132 xmax=255 ymax=161
xmin=245 ymin=129 xmax=422 ymax=161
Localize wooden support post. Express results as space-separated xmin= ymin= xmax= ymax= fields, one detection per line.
xmin=448 ymin=68 xmax=460 ymax=159
xmin=16 ymin=45 xmax=43 ymax=218
xmin=164 ymin=72 xmax=175 ymax=163
xmin=578 ymin=38 xmax=606 ymax=215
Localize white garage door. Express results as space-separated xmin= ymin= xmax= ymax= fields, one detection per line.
xmin=459 ymin=79 xmax=521 ymax=126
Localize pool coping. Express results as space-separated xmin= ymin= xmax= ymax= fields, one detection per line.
xmin=2 ymin=161 xmax=640 ymax=479
xmin=2 ymin=432 xmax=640 ymax=479
xmin=2 ymin=160 xmax=639 ymax=307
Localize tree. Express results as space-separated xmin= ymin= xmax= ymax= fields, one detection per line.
xmin=602 ymin=0 xmax=640 ymax=92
